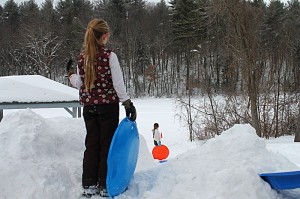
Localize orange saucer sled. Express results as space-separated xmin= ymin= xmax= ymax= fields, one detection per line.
xmin=152 ymin=145 xmax=169 ymax=160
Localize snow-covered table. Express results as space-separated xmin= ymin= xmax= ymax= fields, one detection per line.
xmin=0 ymin=75 xmax=81 ymax=121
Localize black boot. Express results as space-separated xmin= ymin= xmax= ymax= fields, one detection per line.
xmin=99 ymin=186 xmax=109 ymax=197
xmin=82 ymin=185 xmax=99 ymax=198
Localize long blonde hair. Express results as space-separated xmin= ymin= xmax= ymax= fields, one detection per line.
xmin=84 ymin=18 xmax=109 ymax=91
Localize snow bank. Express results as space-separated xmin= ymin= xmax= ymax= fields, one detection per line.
xmin=122 ymin=124 xmax=300 ymax=199
xmin=0 ymin=109 xmax=153 ymax=199
xmin=0 ymin=109 xmax=84 ymax=198
xmin=0 ymin=109 xmax=299 ymax=199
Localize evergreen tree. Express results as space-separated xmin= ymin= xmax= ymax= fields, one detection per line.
xmin=127 ymin=0 xmax=145 ymax=20
xmin=250 ymin=0 xmax=266 ymax=8
xmin=56 ymin=0 xmax=75 ymax=25
xmin=147 ymin=0 xmax=171 ymax=64
xmin=261 ymin=0 xmax=286 ymax=52
xmin=170 ymin=0 xmax=202 ymax=91
xmin=170 ymin=0 xmax=201 ymax=43
xmin=2 ymin=0 xmax=20 ymax=33
xmin=95 ymin=0 xmax=127 ymax=38
xmin=19 ymin=0 xmax=39 ymax=26
xmin=1 ymin=0 xmax=20 ymax=76
xmin=285 ymin=0 xmax=300 ymax=90
xmin=56 ymin=0 xmax=93 ymax=56
xmin=40 ymin=0 xmax=59 ymax=32
xmin=136 ymin=33 xmax=150 ymax=75
xmin=0 ymin=5 xmax=3 ymax=21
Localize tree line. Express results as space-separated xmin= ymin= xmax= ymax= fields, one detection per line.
xmin=1 ymin=0 xmax=300 ymax=140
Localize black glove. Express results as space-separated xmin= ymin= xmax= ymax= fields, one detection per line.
xmin=66 ymin=59 xmax=74 ymax=77
xmin=122 ymin=99 xmax=137 ymax=121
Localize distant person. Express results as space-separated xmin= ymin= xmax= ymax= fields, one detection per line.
xmin=67 ymin=18 xmax=137 ymax=198
xmin=153 ymin=123 xmax=162 ymax=146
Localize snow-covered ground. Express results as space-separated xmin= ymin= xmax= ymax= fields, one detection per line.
xmin=1 ymin=98 xmax=300 ymax=199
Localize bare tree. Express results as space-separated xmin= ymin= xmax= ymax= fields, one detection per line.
xmin=211 ymin=0 xmax=264 ymax=136
xmin=18 ymin=25 xmax=63 ymax=78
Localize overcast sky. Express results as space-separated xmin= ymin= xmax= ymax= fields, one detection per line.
xmin=0 ymin=0 xmax=291 ymax=10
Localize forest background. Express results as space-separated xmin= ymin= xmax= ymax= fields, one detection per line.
xmin=1 ymin=0 xmax=300 ymax=141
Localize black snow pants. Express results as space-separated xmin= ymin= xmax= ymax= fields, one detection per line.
xmin=82 ymin=103 xmax=119 ymax=188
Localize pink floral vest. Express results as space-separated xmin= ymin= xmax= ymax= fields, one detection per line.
xmin=77 ymin=46 xmax=119 ymax=106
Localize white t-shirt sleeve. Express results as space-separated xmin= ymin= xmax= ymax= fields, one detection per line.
xmin=109 ymin=52 xmax=130 ymax=103
xmin=69 ymin=66 xmax=83 ymax=89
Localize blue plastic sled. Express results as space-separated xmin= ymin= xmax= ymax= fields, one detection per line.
xmin=260 ymin=170 xmax=300 ymax=190
xmin=107 ymin=117 xmax=139 ymax=197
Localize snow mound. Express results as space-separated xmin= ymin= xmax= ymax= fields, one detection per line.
xmin=0 ymin=109 xmax=85 ymax=198
xmin=122 ymin=124 xmax=300 ymax=199
xmin=0 ymin=109 xmax=154 ymax=199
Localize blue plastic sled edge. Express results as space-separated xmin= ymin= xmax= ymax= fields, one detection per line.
xmin=159 ymin=160 xmax=168 ymax=163
xmin=106 ymin=117 xmax=139 ymax=197
xmin=260 ymin=170 xmax=300 ymax=190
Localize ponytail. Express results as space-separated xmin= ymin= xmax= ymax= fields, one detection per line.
xmin=84 ymin=27 xmax=96 ymax=92
xmin=83 ymin=19 xmax=109 ymax=92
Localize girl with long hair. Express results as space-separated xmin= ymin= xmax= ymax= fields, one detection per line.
xmin=68 ymin=18 xmax=136 ymax=198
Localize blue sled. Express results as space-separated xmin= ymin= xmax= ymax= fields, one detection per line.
xmin=260 ymin=170 xmax=300 ymax=190
xmin=159 ymin=160 xmax=168 ymax=163
xmin=107 ymin=117 xmax=139 ymax=197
